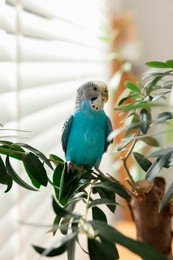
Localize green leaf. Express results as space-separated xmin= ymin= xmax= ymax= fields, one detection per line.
xmin=125 ymin=81 xmax=140 ymax=92
xmin=0 ymin=156 xmax=13 ymax=192
xmin=88 ymin=198 xmax=117 ymax=209
xmin=11 ymin=143 xmax=25 ymax=153
xmin=160 ymin=80 xmax=173 ymax=89
xmin=0 ymin=156 xmax=10 ymax=184
xmin=54 ymin=168 xmax=89 ymax=207
xmin=89 ymin=220 xmax=167 ymax=260
xmin=166 ymin=60 xmax=173 ymax=68
xmin=23 ymin=152 xmax=48 ymax=187
xmin=60 ymin=217 xmax=71 ymax=235
xmin=107 ymin=122 xmax=141 ymax=142
xmin=145 ymin=61 xmax=169 ymax=68
xmin=59 ymin=163 xmax=67 ymax=201
xmin=74 ymin=177 xmax=91 ymax=193
xmin=52 ymin=215 xmax=61 ymax=236
xmin=119 ymin=112 xmax=136 ymax=124
xmin=146 ymin=152 xmax=172 ymax=181
xmin=114 ymin=101 xmax=164 ymax=111
xmin=67 ymin=234 xmax=76 ymax=260
xmin=154 ymin=111 xmax=173 ymax=124
xmin=49 ymin=154 xmax=64 ymax=166
xmin=92 ymin=179 xmax=130 ymax=200
xmin=71 ymin=217 xmax=79 ymax=233
xmin=53 ymin=164 xmax=65 ymax=199
xmin=117 ymin=133 xmax=136 ymax=151
xmin=52 ymin=196 xmax=79 ymax=218
xmin=33 ymin=232 xmax=77 ymax=257
xmin=57 ymin=167 xmax=90 ymax=206
xmin=133 ymin=152 xmax=152 ymax=172
xmin=17 ymin=143 xmax=53 ymax=169
xmin=23 ymin=159 xmax=41 ymax=189
xmin=52 ymin=196 xmax=71 ymax=217
xmin=142 ymin=71 xmax=173 ymax=81
xmin=159 ymin=182 xmax=173 ymax=211
xmin=152 ymin=91 xmax=171 ymax=102
xmin=94 ymin=186 xmax=116 ymax=213
xmin=145 ymin=76 xmax=163 ymax=95
xmin=66 ymin=191 xmax=87 ymax=207
xmin=54 ymin=163 xmax=79 ymax=206
xmin=0 ymin=141 xmax=13 ymax=145
xmin=6 ymin=156 xmax=37 ymax=191
xmin=92 ymin=207 xmax=107 ymax=223
xmin=0 ymin=141 xmax=25 ymax=161
xmin=88 ymin=237 xmax=119 ymax=260
xmin=139 ymin=108 xmax=150 ymax=134
xmin=148 ymin=147 xmax=173 ymax=158
xmin=88 ymin=238 xmax=105 ymax=260
xmin=140 ymin=136 xmax=159 ymax=147
xmin=118 ymin=95 xmax=133 ymax=106
xmin=33 ymin=244 xmax=66 ymax=257
xmin=4 ymin=178 xmax=13 ymax=193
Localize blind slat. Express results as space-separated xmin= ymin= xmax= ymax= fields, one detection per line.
xmin=0 ymin=33 xmax=106 ymax=62
xmin=1 ymin=4 xmax=104 ymax=48
xmin=0 ymin=62 xmax=107 ymax=91
xmin=0 ymin=63 xmax=16 ymax=92
xmin=19 ymin=63 xmax=106 ymax=89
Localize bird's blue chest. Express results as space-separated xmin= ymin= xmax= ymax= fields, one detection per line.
xmin=66 ymin=109 xmax=107 ymax=167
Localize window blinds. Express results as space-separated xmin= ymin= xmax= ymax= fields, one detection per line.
xmin=0 ymin=0 xmax=108 ymax=259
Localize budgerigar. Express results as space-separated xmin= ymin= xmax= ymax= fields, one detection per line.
xmin=61 ymin=80 xmax=113 ymax=174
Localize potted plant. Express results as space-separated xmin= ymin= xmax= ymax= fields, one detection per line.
xmin=108 ymin=59 xmax=173 ymax=260
xmin=0 ymin=60 xmax=172 ymax=259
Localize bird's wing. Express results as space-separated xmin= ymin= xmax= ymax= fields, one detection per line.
xmin=61 ymin=115 xmax=73 ymax=153
xmin=104 ymin=116 xmax=113 ymax=152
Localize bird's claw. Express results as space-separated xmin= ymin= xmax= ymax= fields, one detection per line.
xmin=67 ymin=161 xmax=72 ymax=174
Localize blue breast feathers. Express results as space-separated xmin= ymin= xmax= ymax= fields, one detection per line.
xmin=65 ymin=100 xmax=111 ymax=168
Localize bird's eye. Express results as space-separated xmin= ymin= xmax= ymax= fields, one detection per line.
xmin=93 ymin=86 xmax=97 ymax=91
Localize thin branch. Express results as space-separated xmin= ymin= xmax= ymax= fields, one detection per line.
xmin=0 ymin=147 xmax=25 ymax=156
xmin=121 ymin=130 xmax=140 ymax=185
xmin=84 ymin=180 xmax=95 ymax=220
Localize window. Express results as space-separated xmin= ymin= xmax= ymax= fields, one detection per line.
xmin=0 ymin=0 xmax=108 ymax=259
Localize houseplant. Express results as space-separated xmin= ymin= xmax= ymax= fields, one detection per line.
xmin=108 ymin=59 xmax=173 ymax=259
xmin=0 ymin=60 xmax=172 ymax=259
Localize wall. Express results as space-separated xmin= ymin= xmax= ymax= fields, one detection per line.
xmin=114 ymin=0 xmax=173 ymax=72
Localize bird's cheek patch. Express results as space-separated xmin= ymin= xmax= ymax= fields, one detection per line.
xmin=91 ymin=105 xmax=99 ymax=110
xmin=90 ymin=101 xmax=98 ymax=110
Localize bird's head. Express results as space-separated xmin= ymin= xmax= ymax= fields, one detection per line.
xmin=75 ymin=81 xmax=109 ymax=111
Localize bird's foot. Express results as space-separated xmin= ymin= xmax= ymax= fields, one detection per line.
xmin=67 ymin=161 xmax=88 ymax=174
xmin=94 ymin=167 xmax=107 ymax=177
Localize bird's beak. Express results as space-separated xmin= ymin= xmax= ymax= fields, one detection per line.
xmin=102 ymin=91 xmax=109 ymax=103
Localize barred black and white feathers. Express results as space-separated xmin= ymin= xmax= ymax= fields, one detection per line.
xmin=74 ymin=81 xmax=108 ymax=112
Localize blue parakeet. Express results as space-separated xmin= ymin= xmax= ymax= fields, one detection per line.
xmin=61 ymin=81 xmax=113 ymax=173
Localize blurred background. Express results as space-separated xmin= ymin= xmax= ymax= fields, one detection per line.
xmin=0 ymin=0 xmax=173 ymax=259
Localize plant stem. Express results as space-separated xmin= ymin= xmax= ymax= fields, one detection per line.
xmin=0 ymin=147 xmax=25 ymax=156
xmin=121 ymin=130 xmax=140 ymax=185
xmin=121 ymin=157 xmax=135 ymax=185
xmin=84 ymin=180 xmax=95 ymax=221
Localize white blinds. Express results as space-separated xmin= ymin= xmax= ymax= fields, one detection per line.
xmin=0 ymin=0 xmax=108 ymax=259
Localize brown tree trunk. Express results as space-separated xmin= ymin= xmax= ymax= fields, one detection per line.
xmin=129 ymin=177 xmax=173 ymax=260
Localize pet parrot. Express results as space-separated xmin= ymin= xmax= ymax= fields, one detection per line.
xmin=61 ymin=80 xmax=113 ymax=173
